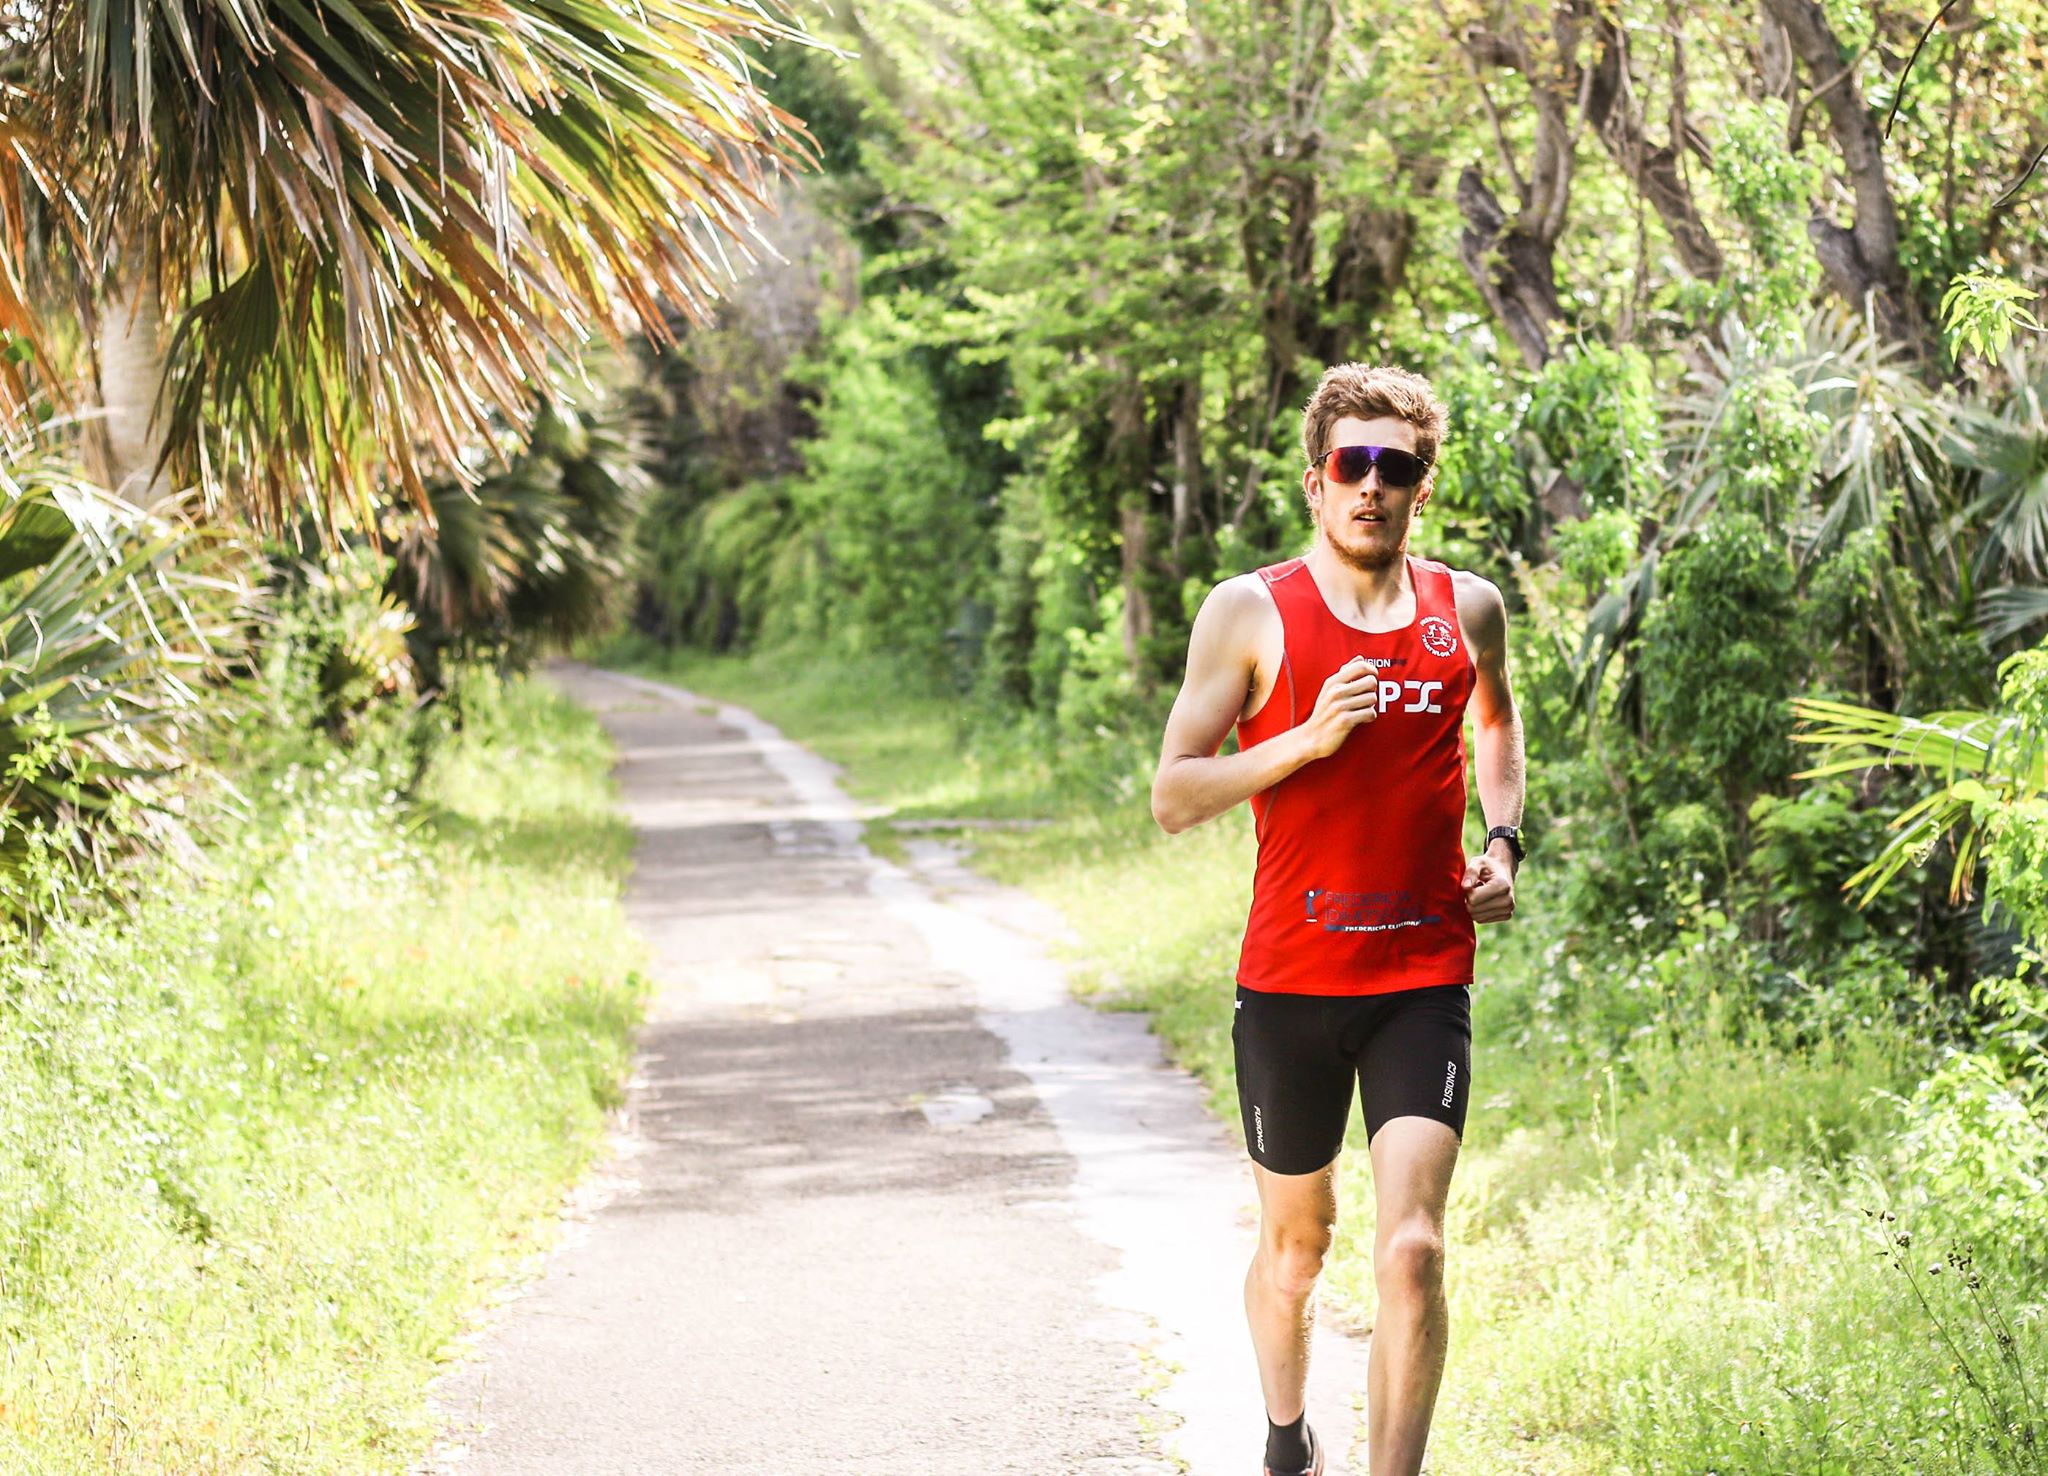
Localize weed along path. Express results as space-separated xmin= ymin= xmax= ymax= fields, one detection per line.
xmin=421 ymin=663 xmax=1370 ymax=1475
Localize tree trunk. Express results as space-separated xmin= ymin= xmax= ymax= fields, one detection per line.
xmin=1120 ymin=497 xmax=1155 ymax=681
xmin=1759 ymin=0 xmax=1937 ymax=366
xmin=97 ymin=256 xmax=169 ymax=505
xmin=1583 ymin=18 xmax=1725 ymax=282
xmin=1315 ymin=200 xmax=1416 ymax=363
xmin=1455 ymin=166 xmax=1566 ymax=371
xmin=1168 ymin=374 xmax=1204 ymax=558
xmin=1229 ymin=0 xmax=1336 ymax=530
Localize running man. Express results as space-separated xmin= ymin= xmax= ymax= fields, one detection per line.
xmin=1149 ymin=363 xmax=1525 ymax=1476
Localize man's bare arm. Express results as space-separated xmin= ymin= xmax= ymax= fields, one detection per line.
xmin=1151 ymin=579 xmax=1381 ymax=835
xmin=1462 ymin=574 xmax=1525 ymax=883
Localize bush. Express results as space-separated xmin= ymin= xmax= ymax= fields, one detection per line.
xmin=1639 ymin=511 xmax=1801 ymax=814
xmin=0 ymin=675 xmax=643 ymax=1470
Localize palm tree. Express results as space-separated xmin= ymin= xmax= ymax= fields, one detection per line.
xmin=1945 ymin=345 xmax=2048 ymax=643
xmin=6 ymin=0 xmax=819 ymax=530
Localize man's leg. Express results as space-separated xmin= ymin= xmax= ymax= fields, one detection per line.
xmin=1363 ymin=1115 xmax=1459 ymax=1476
xmin=1244 ymin=1156 xmax=1340 ymax=1429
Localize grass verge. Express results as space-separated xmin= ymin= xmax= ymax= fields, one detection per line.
xmin=0 ymin=672 xmax=645 ymax=1473
xmin=613 ymin=638 xmax=2046 ymax=1476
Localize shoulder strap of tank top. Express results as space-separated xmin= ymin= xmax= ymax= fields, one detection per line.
xmin=1258 ymin=556 xmax=1307 ymax=592
xmin=1409 ymin=554 xmax=1457 ymax=616
xmin=1257 ymin=557 xmax=1319 ymax=622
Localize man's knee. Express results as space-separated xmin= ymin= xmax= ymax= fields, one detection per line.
xmin=1375 ymin=1218 xmax=1446 ymax=1294
xmin=1258 ymin=1220 xmax=1334 ymax=1300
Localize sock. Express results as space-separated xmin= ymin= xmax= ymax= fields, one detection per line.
xmin=1265 ymin=1411 xmax=1310 ymax=1472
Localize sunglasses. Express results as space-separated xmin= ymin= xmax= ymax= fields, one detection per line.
xmin=1314 ymin=444 xmax=1431 ymax=489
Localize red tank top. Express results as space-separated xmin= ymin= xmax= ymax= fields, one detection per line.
xmin=1234 ymin=553 xmax=1477 ymax=996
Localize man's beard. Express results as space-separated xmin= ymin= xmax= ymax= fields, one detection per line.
xmin=1321 ymin=506 xmax=1406 ymax=571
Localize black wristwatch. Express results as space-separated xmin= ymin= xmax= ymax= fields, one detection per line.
xmin=1485 ymin=825 xmax=1525 ymax=865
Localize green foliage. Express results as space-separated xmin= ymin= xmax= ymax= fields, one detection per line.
xmin=1427 ymin=351 xmax=1533 ymax=568
xmin=1713 ymin=367 xmax=1825 ymax=531
xmin=1946 ymin=346 xmax=2048 ymax=590
xmin=1709 ymin=99 xmax=1824 ymax=349
xmin=1747 ymin=780 xmax=1920 ymax=964
xmin=0 ymin=464 xmax=249 ymax=923
xmin=1793 ymin=642 xmax=2048 ymax=1278
xmin=1793 ymin=641 xmax=2048 ymax=925
xmin=1639 ymin=512 xmax=1801 ymax=808
xmin=1550 ymin=505 xmax=1636 ymax=603
xmin=262 ymin=547 xmax=420 ymax=743
xmin=1942 ymin=272 xmax=2045 ymax=367
xmin=1525 ymin=342 xmax=1662 ymax=513
xmin=0 ymin=674 xmax=643 ymax=1468
xmin=390 ymin=387 xmax=648 ymax=678
xmin=789 ymin=299 xmax=995 ymax=667
xmin=1886 ymin=1005 xmax=2048 ymax=1270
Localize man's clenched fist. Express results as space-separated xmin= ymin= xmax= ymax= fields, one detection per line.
xmin=1298 ymin=654 xmax=1381 ymax=760
xmin=1461 ymin=850 xmax=1516 ymax=924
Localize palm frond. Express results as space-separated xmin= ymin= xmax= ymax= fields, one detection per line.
xmin=1978 ymin=585 xmax=2048 ymax=644
xmin=0 ymin=449 xmax=252 ymax=913
xmin=27 ymin=0 xmax=824 ymax=530
xmin=1790 ymin=693 xmax=2046 ymax=907
xmin=1662 ymin=303 xmax=1956 ymax=581
xmin=1944 ymin=346 xmax=2048 ymax=585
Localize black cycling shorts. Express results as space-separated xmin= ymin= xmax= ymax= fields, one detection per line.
xmin=1231 ymin=982 xmax=1472 ymax=1175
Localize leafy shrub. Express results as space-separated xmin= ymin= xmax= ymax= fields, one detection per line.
xmin=1747 ymin=779 xmax=1921 ymax=966
xmin=261 ymin=547 xmax=419 ymax=744
xmin=1639 ymin=511 xmax=1801 ymax=812
xmin=1713 ymin=366 xmax=1825 ymax=530
xmin=1549 ymin=505 xmax=1637 ymax=603
xmin=789 ymin=299 xmax=996 ymax=665
xmin=1885 ymin=982 xmax=2048 ymax=1269
xmin=1525 ymin=341 xmax=1663 ymax=514
xmin=1 ymin=466 xmax=250 ymax=924
xmin=1708 ymin=99 xmax=1823 ymax=345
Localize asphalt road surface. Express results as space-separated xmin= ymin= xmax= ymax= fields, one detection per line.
xmin=418 ymin=664 xmax=1371 ymax=1475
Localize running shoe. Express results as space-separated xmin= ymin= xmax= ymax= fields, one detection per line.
xmin=1263 ymin=1421 xmax=1323 ymax=1476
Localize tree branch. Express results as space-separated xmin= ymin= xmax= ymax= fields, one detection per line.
xmin=1883 ymin=0 xmax=1964 ymax=141
xmin=1430 ymin=0 xmax=1529 ymax=202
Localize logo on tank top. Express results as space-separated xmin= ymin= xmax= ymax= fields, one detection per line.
xmin=1419 ymin=615 xmax=1459 ymax=658
xmin=1302 ymin=888 xmax=1442 ymax=933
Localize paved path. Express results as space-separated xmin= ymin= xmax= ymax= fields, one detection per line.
xmin=419 ymin=664 xmax=1371 ymax=1475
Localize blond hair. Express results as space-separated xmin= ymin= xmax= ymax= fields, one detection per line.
xmin=1300 ymin=363 xmax=1449 ymax=470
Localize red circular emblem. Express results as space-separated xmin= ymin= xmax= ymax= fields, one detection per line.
xmin=1419 ymin=616 xmax=1459 ymax=658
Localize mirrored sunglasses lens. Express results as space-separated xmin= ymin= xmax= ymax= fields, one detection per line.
xmin=1330 ymin=446 xmax=1375 ymax=482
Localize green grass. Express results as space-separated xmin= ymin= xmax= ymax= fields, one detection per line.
xmin=0 ymin=673 xmax=646 ymax=1473
xmin=617 ymin=638 xmax=2048 ymax=1476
